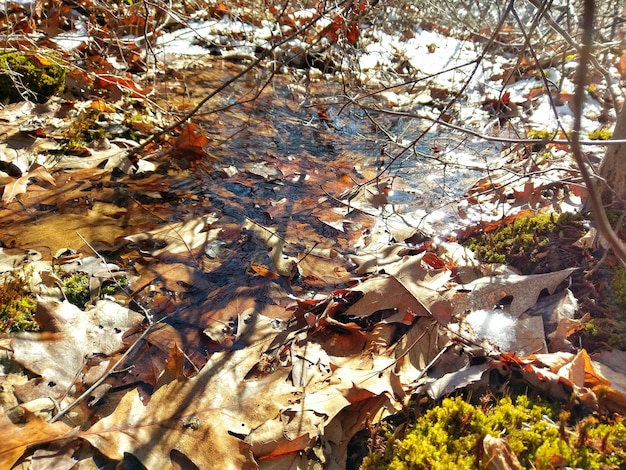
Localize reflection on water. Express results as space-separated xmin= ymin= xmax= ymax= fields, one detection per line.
xmin=167 ymin=59 xmax=497 ymax=238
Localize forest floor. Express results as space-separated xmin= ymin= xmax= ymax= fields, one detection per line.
xmin=0 ymin=2 xmax=626 ymax=469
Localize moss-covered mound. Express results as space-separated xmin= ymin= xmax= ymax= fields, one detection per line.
xmin=360 ymin=395 xmax=626 ymax=470
xmin=0 ymin=51 xmax=66 ymax=103
xmin=462 ymin=212 xmax=583 ymax=274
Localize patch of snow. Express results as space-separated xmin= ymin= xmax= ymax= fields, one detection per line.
xmin=466 ymin=309 xmax=517 ymax=350
xmin=527 ymin=94 xmax=601 ymax=134
xmin=52 ymin=20 xmax=89 ymax=50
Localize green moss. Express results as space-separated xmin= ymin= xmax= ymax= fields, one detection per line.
xmin=0 ymin=271 xmax=38 ymax=332
xmin=462 ymin=212 xmax=580 ymax=274
xmin=63 ymin=109 xmax=107 ymax=149
xmin=0 ymin=51 xmax=66 ymax=103
xmin=64 ymin=105 xmax=154 ymax=149
xmin=61 ymin=271 xmax=129 ymax=310
xmin=123 ymin=109 xmax=159 ymax=142
xmin=587 ymin=129 xmax=612 ymax=140
xmin=527 ymin=129 xmax=554 ymax=140
xmin=603 ymin=265 xmax=626 ymax=349
xmin=360 ymin=395 xmax=626 ymax=470
xmin=62 ymin=272 xmax=91 ymax=310
xmin=611 ymin=265 xmax=626 ymax=307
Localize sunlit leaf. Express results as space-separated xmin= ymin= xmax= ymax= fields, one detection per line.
xmin=173 ymin=122 xmax=213 ymax=163
xmin=1 ymin=165 xmax=55 ymax=203
xmin=11 ymin=300 xmax=143 ymax=400
xmin=0 ymin=408 xmax=73 ymax=469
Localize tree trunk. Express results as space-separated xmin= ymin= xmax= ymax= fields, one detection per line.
xmin=598 ymin=103 xmax=626 ymax=207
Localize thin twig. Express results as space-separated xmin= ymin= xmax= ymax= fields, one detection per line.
xmin=48 ymin=316 xmax=164 ymax=424
xmin=569 ymin=0 xmax=626 ymax=268
xmin=125 ymin=4 xmax=344 ymax=161
xmin=75 ymin=231 xmax=153 ymax=322
xmin=351 ymin=104 xmax=626 ymax=147
xmin=510 ymin=3 xmax=570 ymax=139
xmin=345 ymin=0 xmax=516 ymax=188
xmin=526 ymin=0 xmax=622 ymax=115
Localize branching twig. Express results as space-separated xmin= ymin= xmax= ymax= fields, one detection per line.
xmin=48 ymin=316 xmax=164 ymax=423
xmin=44 ymin=232 xmax=166 ymax=423
xmin=348 ymin=0 xmax=516 ymax=188
xmin=526 ymin=0 xmax=622 ymax=115
xmin=348 ymin=104 xmax=626 ymax=147
xmin=125 ymin=4 xmax=344 ymax=161
xmin=76 ymin=231 xmax=154 ymax=322
xmin=570 ymin=0 xmax=626 ymax=268
xmin=510 ymin=3 xmax=570 ymax=140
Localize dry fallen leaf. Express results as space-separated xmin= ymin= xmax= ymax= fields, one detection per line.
xmin=242 ymin=219 xmax=299 ymax=279
xmin=343 ymin=275 xmax=431 ymax=319
xmin=1 ymin=165 xmax=55 ymax=203
xmin=11 ymin=299 xmax=143 ymax=400
xmin=506 ymin=349 xmax=626 ymax=413
xmin=124 ymin=214 xmax=220 ymax=258
xmin=0 ymin=407 xmax=73 ymax=469
xmin=84 ymin=310 xmax=402 ymax=468
xmin=173 ymin=122 xmax=213 ymax=162
xmin=451 ymin=268 xmax=577 ymax=317
xmin=483 ymin=434 xmax=521 ymax=470
xmin=84 ymin=314 xmax=284 ymax=469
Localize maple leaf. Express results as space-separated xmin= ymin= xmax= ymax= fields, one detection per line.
xmin=173 ymin=122 xmax=213 ymax=163
xmin=93 ymin=74 xmax=145 ymax=99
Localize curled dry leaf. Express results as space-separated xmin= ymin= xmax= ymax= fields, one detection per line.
xmin=1 ymin=165 xmax=55 ymax=203
xmin=243 ymin=219 xmax=300 ymax=279
xmin=501 ymin=349 xmax=626 ymax=413
xmin=483 ymin=434 xmax=521 ymax=470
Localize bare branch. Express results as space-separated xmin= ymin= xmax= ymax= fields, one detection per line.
xmin=570 ymin=0 xmax=626 ymax=267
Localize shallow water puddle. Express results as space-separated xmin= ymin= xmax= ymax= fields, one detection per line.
xmin=0 ymin=58 xmax=495 ymax=380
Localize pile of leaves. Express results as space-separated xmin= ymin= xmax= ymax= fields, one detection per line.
xmin=2 ymin=227 xmax=626 ymax=468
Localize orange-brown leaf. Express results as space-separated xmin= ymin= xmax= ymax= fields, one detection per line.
xmin=93 ymin=74 xmax=145 ymax=98
xmin=618 ymin=53 xmax=626 ymax=78
xmin=347 ymin=22 xmax=360 ymax=44
xmin=249 ymin=264 xmax=280 ymax=279
xmin=173 ymin=122 xmax=212 ymax=161
xmin=0 ymin=409 xmax=73 ymax=469
xmin=422 ymin=252 xmax=446 ymax=269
